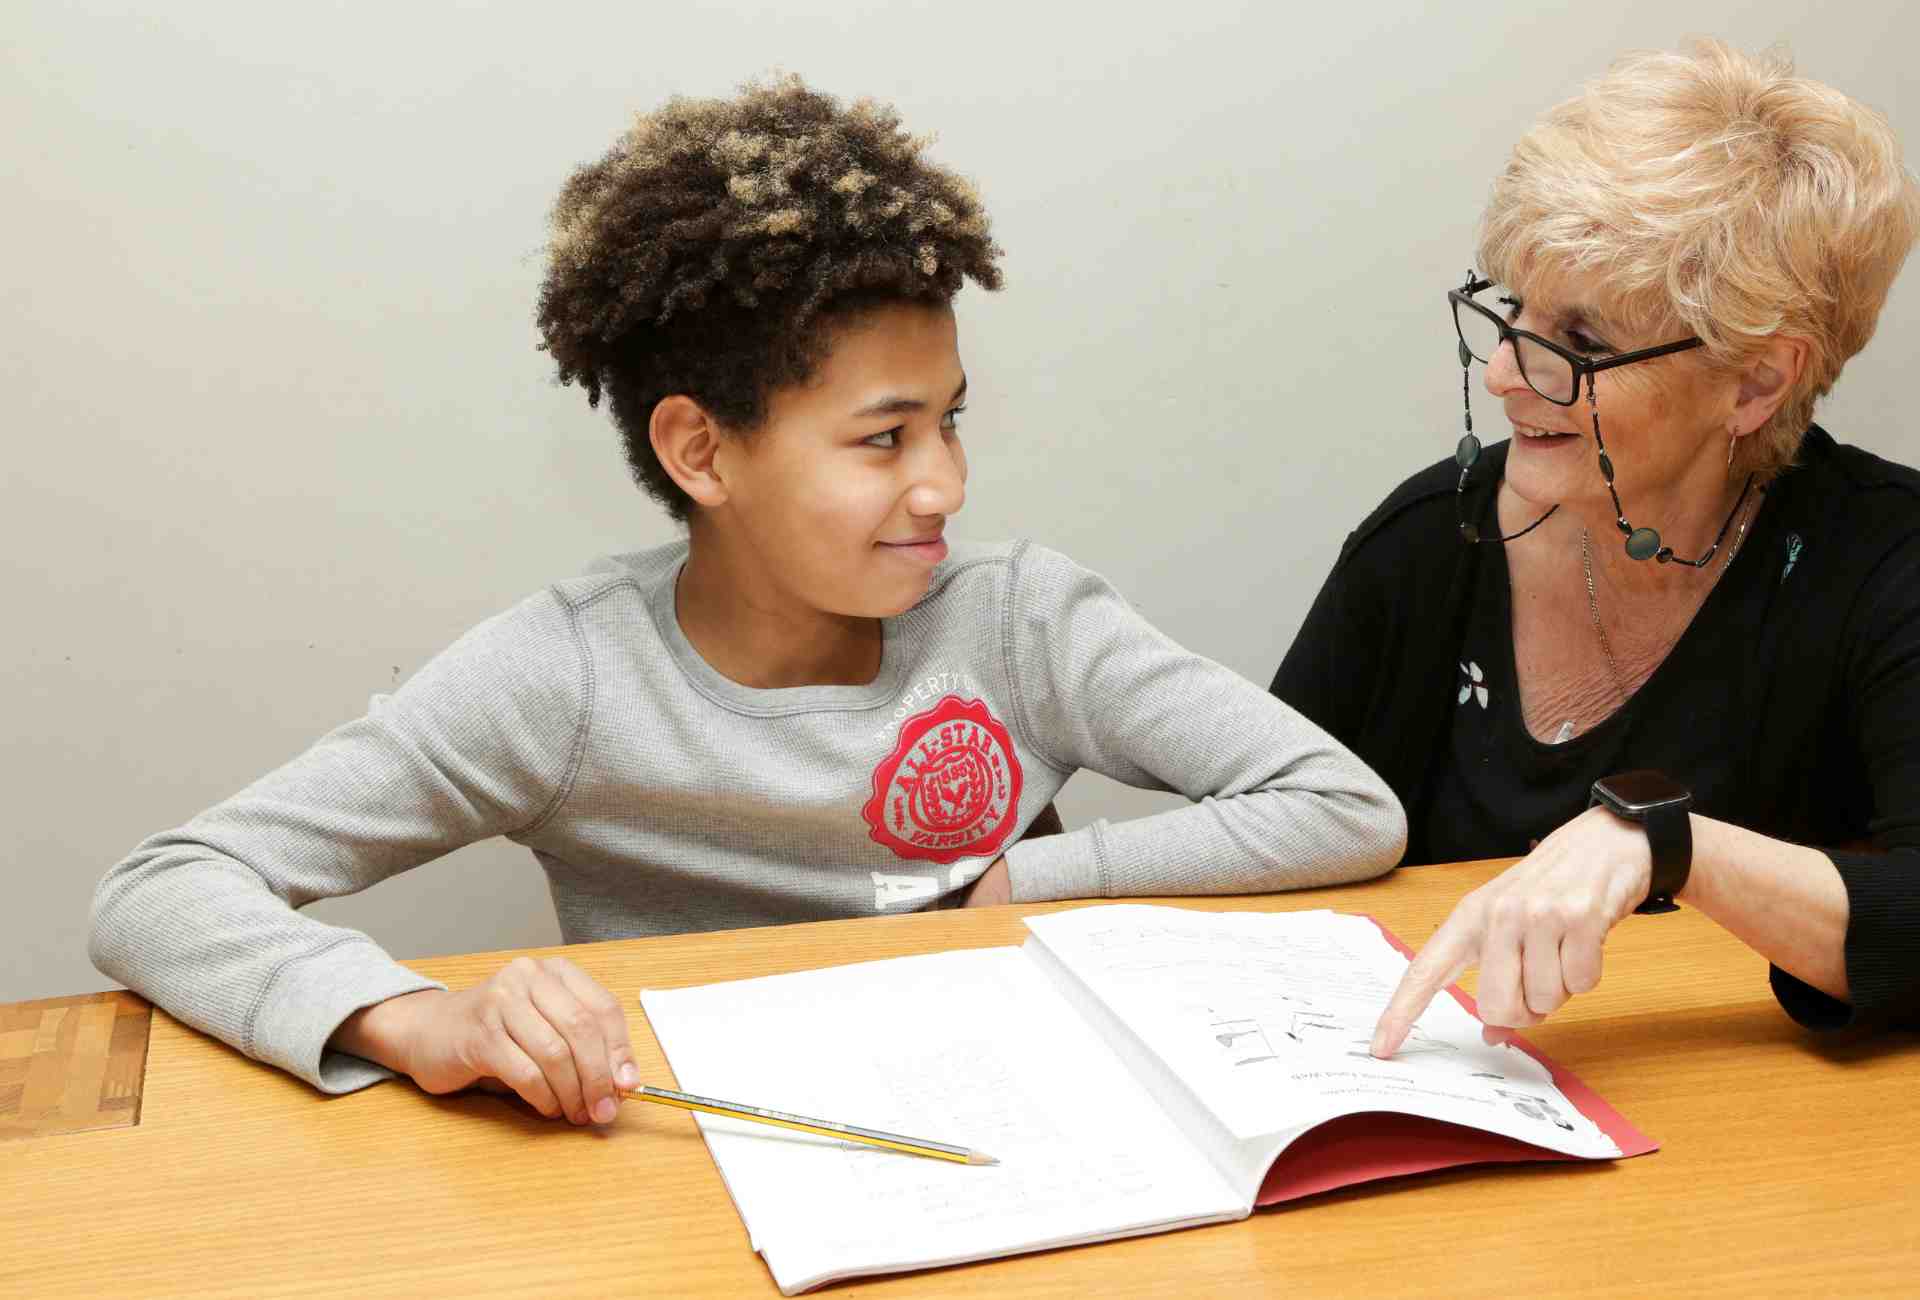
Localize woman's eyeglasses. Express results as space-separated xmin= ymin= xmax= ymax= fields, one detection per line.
xmin=1448 ymin=277 xmax=1703 ymax=405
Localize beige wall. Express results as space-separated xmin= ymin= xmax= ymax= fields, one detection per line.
xmin=6 ymin=1 xmax=1917 ymax=1000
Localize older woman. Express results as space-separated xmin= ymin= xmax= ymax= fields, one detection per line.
xmin=1270 ymin=41 xmax=1920 ymax=1049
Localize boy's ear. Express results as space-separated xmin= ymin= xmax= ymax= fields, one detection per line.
xmin=649 ymin=395 xmax=730 ymax=510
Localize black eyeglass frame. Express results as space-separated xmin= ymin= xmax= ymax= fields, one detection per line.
xmin=1448 ymin=277 xmax=1705 ymax=406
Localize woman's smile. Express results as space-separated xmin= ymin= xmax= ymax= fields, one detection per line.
xmin=1509 ymin=421 xmax=1582 ymax=450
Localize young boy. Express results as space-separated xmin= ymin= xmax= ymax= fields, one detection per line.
xmin=90 ymin=77 xmax=1404 ymax=1131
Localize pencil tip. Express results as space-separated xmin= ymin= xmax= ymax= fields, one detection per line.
xmin=968 ymin=1152 xmax=999 ymax=1166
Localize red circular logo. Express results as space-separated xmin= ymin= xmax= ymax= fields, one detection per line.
xmin=863 ymin=695 xmax=1024 ymax=864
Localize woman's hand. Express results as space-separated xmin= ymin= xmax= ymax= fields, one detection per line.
xmin=961 ymin=856 xmax=1012 ymax=907
xmin=333 ymin=956 xmax=641 ymax=1125
xmin=1370 ymin=806 xmax=1652 ymax=1056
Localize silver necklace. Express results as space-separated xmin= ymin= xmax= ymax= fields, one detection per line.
xmin=1581 ymin=528 xmax=1629 ymax=703
xmin=1579 ymin=486 xmax=1762 ymax=707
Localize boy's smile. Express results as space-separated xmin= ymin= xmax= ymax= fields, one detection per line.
xmin=875 ymin=532 xmax=951 ymax=566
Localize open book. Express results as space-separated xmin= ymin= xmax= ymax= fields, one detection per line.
xmin=639 ymin=905 xmax=1655 ymax=1294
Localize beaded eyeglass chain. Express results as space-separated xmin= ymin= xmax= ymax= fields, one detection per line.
xmin=1454 ymin=337 xmax=1557 ymax=544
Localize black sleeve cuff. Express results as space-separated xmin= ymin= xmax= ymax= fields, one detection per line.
xmin=1770 ymin=849 xmax=1920 ymax=1032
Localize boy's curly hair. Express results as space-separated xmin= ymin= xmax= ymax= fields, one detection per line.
xmin=536 ymin=75 xmax=1004 ymax=518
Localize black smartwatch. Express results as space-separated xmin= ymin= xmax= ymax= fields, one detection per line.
xmin=1588 ymin=770 xmax=1693 ymax=914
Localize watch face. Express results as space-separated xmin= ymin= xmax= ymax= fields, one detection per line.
xmin=1595 ymin=769 xmax=1690 ymax=812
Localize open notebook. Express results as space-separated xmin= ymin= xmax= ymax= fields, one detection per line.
xmin=640 ymin=905 xmax=1655 ymax=1294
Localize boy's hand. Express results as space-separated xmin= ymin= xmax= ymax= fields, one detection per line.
xmin=961 ymin=856 xmax=1012 ymax=908
xmin=334 ymin=956 xmax=641 ymax=1125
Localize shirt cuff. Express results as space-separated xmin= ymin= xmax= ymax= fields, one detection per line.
xmin=1769 ymin=965 xmax=1854 ymax=1031
xmin=243 ymin=937 xmax=445 ymax=1094
xmin=1003 ymin=822 xmax=1112 ymax=903
xmin=1771 ymin=849 xmax=1920 ymax=1032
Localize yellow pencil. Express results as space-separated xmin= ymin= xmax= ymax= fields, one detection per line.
xmin=623 ymin=1085 xmax=998 ymax=1165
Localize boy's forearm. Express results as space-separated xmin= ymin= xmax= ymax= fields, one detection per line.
xmin=329 ymin=989 xmax=443 ymax=1075
xmin=91 ymin=830 xmax=446 ymax=1092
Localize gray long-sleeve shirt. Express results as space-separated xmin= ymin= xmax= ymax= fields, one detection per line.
xmin=90 ymin=539 xmax=1405 ymax=1094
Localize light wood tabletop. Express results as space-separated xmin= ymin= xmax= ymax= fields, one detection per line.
xmin=4 ymin=859 xmax=1916 ymax=1298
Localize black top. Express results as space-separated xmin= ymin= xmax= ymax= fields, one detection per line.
xmin=1272 ymin=427 xmax=1920 ymax=1031
xmin=1427 ymin=504 xmax=1759 ymax=863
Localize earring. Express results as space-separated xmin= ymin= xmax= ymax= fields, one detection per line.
xmin=1727 ymin=436 xmax=1738 ymax=471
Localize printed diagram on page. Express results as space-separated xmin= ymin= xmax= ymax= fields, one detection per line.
xmin=1207 ymin=1008 xmax=1455 ymax=1068
xmin=1080 ymin=920 xmax=1518 ymax=1086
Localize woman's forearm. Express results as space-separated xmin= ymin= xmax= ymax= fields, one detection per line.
xmin=1680 ymin=816 xmax=1851 ymax=1002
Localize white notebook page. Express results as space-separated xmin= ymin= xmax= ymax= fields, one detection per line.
xmin=641 ymin=945 xmax=1242 ymax=1295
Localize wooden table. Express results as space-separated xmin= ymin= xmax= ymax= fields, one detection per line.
xmin=5 ymin=860 xmax=1916 ymax=1297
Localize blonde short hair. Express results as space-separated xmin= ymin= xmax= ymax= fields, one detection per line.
xmin=1479 ymin=40 xmax=1920 ymax=480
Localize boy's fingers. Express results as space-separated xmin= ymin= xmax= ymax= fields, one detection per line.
xmin=486 ymin=1035 xmax=563 ymax=1120
xmin=548 ymin=958 xmax=641 ymax=1086
xmin=527 ymin=970 xmax=617 ymax=1124
xmin=501 ymin=993 xmax=590 ymax=1124
xmin=547 ymin=958 xmax=642 ymax=1103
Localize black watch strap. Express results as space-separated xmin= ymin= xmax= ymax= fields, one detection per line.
xmin=1635 ymin=801 xmax=1691 ymax=915
xmin=1589 ymin=771 xmax=1693 ymax=914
